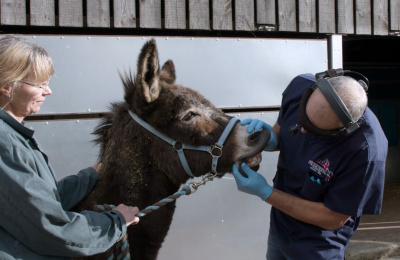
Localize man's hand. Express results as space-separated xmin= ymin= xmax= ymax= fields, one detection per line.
xmin=232 ymin=163 xmax=273 ymax=201
xmin=114 ymin=204 xmax=140 ymax=226
xmin=241 ymin=118 xmax=277 ymax=150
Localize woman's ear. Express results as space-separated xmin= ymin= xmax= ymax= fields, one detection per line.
xmin=1 ymin=84 xmax=13 ymax=98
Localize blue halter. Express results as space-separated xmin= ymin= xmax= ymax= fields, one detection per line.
xmin=128 ymin=110 xmax=239 ymax=177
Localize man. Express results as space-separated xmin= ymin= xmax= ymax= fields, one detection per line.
xmin=232 ymin=70 xmax=388 ymax=259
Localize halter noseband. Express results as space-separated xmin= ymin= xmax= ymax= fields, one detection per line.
xmin=128 ymin=110 xmax=239 ymax=177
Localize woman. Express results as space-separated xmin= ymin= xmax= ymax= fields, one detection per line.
xmin=0 ymin=35 xmax=139 ymax=259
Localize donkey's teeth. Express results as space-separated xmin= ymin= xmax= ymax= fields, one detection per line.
xmin=245 ymin=152 xmax=262 ymax=167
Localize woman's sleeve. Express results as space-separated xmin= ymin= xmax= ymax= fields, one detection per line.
xmin=57 ymin=167 xmax=99 ymax=210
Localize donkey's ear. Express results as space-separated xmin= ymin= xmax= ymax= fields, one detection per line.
xmin=160 ymin=60 xmax=176 ymax=84
xmin=137 ymin=39 xmax=161 ymax=103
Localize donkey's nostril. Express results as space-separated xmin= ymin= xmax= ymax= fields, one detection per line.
xmin=249 ymin=131 xmax=261 ymax=141
xmin=248 ymin=129 xmax=271 ymax=144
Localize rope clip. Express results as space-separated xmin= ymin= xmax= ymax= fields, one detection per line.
xmin=187 ymin=172 xmax=217 ymax=194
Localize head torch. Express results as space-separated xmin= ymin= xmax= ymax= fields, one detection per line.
xmin=288 ymin=69 xmax=368 ymax=137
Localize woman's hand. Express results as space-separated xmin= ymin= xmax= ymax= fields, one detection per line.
xmin=91 ymin=162 xmax=102 ymax=173
xmin=114 ymin=204 xmax=140 ymax=226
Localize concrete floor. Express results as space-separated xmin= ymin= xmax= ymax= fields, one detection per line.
xmin=346 ymin=183 xmax=400 ymax=260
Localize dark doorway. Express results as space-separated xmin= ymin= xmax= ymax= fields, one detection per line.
xmin=343 ymin=37 xmax=400 ymax=183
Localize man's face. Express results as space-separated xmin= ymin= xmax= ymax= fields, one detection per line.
xmin=301 ymin=89 xmax=342 ymax=134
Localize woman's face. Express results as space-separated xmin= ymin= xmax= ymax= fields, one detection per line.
xmin=6 ymin=72 xmax=52 ymax=122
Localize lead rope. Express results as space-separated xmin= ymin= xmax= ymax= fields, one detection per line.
xmin=95 ymin=173 xmax=217 ymax=260
xmin=136 ymin=173 xmax=217 ymax=217
xmin=95 ymin=204 xmax=130 ymax=260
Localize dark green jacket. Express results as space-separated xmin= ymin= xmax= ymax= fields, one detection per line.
xmin=0 ymin=109 xmax=126 ymax=259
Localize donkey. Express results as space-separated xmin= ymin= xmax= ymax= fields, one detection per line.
xmin=76 ymin=39 xmax=270 ymax=260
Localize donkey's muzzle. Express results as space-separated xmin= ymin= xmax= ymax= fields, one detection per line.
xmin=248 ymin=129 xmax=271 ymax=145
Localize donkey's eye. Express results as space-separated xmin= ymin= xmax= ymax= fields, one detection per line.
xmin=182 ymin=112 xmax=196 ymax=121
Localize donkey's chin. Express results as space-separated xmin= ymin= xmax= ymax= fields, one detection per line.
xmin=236 ymin=151 xmax=262 ymax=172
xmin=244 ymin=152 xmax=262 ymax=168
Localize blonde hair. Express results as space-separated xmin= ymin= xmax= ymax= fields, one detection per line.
xmin=0 ymin=35 xmax=54 ymax=92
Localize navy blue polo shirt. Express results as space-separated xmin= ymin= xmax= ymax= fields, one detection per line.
xmin=270 ymin=74 xmax=388 ymax=259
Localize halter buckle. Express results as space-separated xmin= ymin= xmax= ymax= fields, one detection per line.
xmin=173 ymin=141 xmax=183 ymax=151
xmin=210 ymin=145 xmax=223 ymax=158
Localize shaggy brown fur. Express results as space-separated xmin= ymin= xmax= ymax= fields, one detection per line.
xmin=74 ymin=39 xmax=269 ymax=260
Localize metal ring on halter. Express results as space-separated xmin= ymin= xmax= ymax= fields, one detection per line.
xmin=173 ymin=141 xmax=183 ymax=150
xmin=209 ymin=145 xmax=223 ymax=157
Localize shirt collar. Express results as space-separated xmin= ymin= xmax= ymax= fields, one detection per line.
xmin=0 ymin=109 xmax=35 ymax=138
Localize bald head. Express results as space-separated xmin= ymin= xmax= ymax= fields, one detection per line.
xmin=306 ymin=89 xmax=341 ymax=131
xmin=302 ymin=76 xmax=368 ymax=133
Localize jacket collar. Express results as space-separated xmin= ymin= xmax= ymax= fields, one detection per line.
xmin=0 ymin=109 xmax=34 ymax=138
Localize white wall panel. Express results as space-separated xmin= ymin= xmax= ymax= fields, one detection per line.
xmin=22 ymin=36 xmax=328 ymax=113
xmin=25 ymin=119 xmax=100 ymax=178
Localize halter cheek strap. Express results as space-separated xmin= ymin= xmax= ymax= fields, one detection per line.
xmin=128 ymin=110 xmax=238 ymax=177
xmin=210 ymin=117 xmax=239 ymax=173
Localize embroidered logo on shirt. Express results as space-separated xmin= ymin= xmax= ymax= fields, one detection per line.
xmin=308 ymin=158 xmax=334 ymax=182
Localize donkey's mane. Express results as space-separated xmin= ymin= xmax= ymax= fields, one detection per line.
xmin=91 ymin=104 xmax=116 ymax=160
xmin=92 ymin=71 xmax=138 ymax=160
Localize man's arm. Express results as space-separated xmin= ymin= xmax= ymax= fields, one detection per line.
xmin=232 ymin=163 xmax=350 ymax=230
xmin=267 ymin=189 xmax=350 ymax=230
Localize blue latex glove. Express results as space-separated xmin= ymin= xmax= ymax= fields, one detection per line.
xmin=241 ymin=118 xmax=277 ymax=151
xmin=232 ymin=163 xmax=273 ymax=201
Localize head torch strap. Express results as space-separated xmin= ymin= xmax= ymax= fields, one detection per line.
xmin=316 ymin=68 xmax=369 ymax=91
xmin=316 ymin=78 xmax=358 ymax=133
xmin=315 ymin=68 xmax=344 ymax=80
